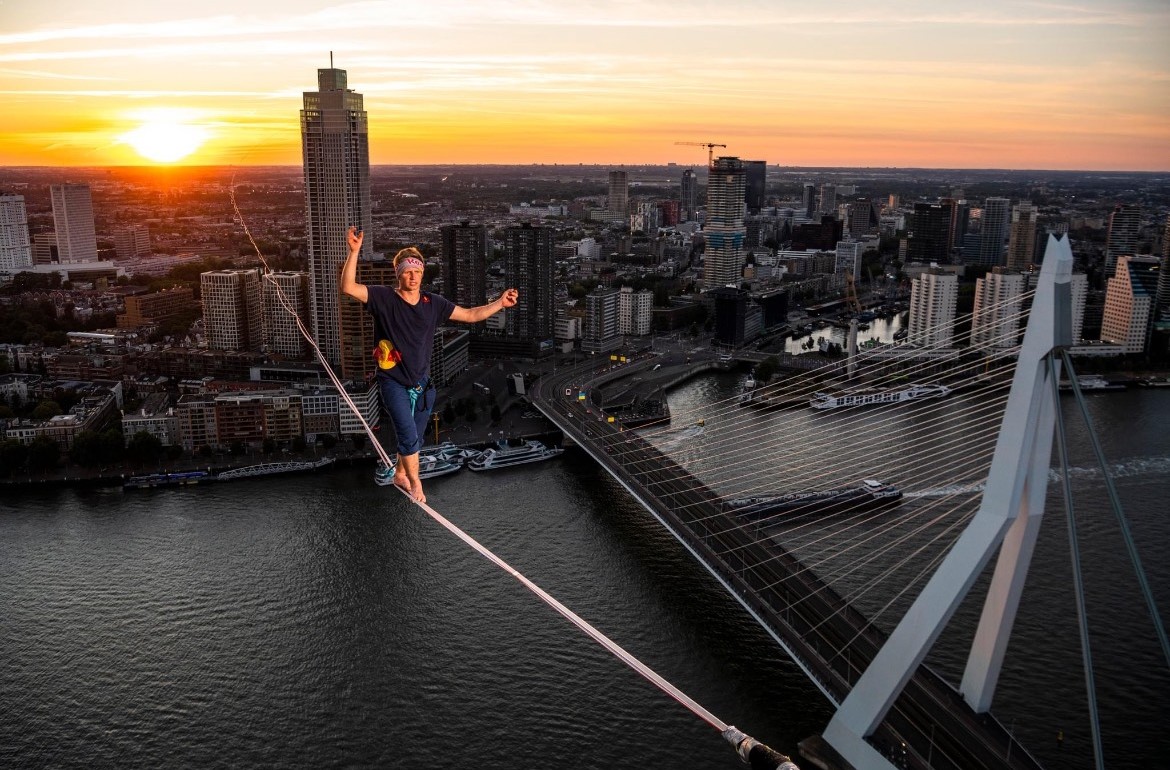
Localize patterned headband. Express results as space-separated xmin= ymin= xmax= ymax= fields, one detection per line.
xmin=395 ymin=256 xmax=425 ymax=278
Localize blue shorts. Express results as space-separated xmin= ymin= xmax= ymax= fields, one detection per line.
xmin=378 ymin=377 xmax=435 ymax=456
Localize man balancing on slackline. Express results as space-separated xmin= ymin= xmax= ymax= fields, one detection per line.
xmin=341 ymin=226 xmax=519 ymax=502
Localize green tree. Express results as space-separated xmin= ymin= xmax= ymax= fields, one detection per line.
xmin=165 ymin=444 xmax=184 ymax=461
xmin=291 ymin=436 xmax=307 ymax=453
xmin=100 ymin=429 xmax=125 ymax=464
xmin=320 ymin=433 xmax=338 ymax=449
xmin=351 ymin=433 xmax=366 ymax=450
xmin=127 ymin=431 xmax=164 ymax=466
xmin=197 ymin=444 xmax=214 ymax=458
xmin=754 ymin=356 xmax=779 ymax=383
xmin=27 ymin=435 xmax=59 ymax=473
xmin=262 ymin=437 xmax=276 ymax=455
xmin=32 ymin=400 xmax=63 ymax=420
xmin=0 ymin=439 xmax=29 ymax=476
xmin=230 ymin=441 xmax=245 ymax=456
xmin=0 ymin=405 xmax=13 ymax=419
xmin=69 ymin=430 xmax=104 ymax=467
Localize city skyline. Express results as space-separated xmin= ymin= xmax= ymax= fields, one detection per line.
xmin=2 ymin=1 xmax=1169 ymax=171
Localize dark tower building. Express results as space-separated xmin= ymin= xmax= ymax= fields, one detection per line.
xmin=712 ymin=286 xmax=749 ymax=346
xmin=743 ymin=160 xmax=767 ymax=214
xmin=802 ymin=183 xmax=817 ymax=218
xmin=1105 ymin=203 xmax=1141 ymax=278
xmin=440 ymin=221 xmax=488 ymax=308
xmin=680 ymin=169 xmax=697 ymax=222
xmin=502 ymin=223 xmax=555 ymax=341
xmin=907 ymin=202 xmax=954 ymax=263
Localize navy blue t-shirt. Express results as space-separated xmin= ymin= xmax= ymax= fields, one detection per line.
xmin=365 ymin=286 xmax=455 ymax=387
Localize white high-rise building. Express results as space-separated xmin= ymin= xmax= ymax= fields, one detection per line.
xmin=1101 ymin=255 xmax=1160 ymax=353
xmin=263 ymin=271 xmax=311 ymax=358
xmin=582 ymin=287 xmax=621 ymax=353
xmin=0 ymin=194 xmax=33 ymax=270
xmin=908 ymin=269 xmax=957 ymax=348
xmin=302 ymin=66 xmax=372 ymax=370
xmin=50 ymin=183 xmax=98 ymax=263
xmin=702 ymin=156 xmax=746 ymax=290
xmin=202 ymin=269 xmax=263 ymax=352
xmin=972 ymin=268 xmax=1027 ymax=349
xmin=618 ymin=286 xmax=653 ymax=336
xmin=818 ymin=183 xmax=837 ymax=216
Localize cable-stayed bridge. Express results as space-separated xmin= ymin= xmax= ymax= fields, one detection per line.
xmin=529 ymin=237 xmax=1159 ymax=769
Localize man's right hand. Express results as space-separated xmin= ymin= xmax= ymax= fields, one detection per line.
xmin=347 ymin=226 xmax=364 ymax=253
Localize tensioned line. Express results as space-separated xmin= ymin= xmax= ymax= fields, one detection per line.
xmin=226 ymin=185 xmax=802 ymax=764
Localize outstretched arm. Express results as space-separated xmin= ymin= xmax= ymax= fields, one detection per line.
xmin=340 ymin=226 xmax=368 ymax=303
xmin=449 ymin=288 xmax=518 ymax=323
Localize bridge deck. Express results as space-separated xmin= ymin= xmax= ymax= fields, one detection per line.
xmin=531 ymin=359 xmax=1044 ymax=770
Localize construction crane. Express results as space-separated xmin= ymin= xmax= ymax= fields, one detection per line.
xmin=845 ymin=273 xmax=863 ymax=314
xmin=675 ymin=141 xmax=726 ymax=169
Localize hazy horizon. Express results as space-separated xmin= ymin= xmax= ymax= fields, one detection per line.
xmin=3 ymin=1 xmax=1169 ymax=172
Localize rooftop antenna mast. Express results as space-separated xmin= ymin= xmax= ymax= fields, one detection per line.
xmin=330 ymin=51 xmax=333 ymax=68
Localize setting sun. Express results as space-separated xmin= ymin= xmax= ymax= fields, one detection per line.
xmin=119 ymin=111 xmax=209 ymax=164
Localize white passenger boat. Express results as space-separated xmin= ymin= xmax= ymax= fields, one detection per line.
xmin=466 ymin=440 xmax=564 ymax=472
xmin=809 ymin=383 xmax=951 ymax=410
xmin=1058 ymin=375 xmax=1125 ymax=392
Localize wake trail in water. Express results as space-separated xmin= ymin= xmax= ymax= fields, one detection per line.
xmin=906 ymin=454 xmax=1170 ymax=497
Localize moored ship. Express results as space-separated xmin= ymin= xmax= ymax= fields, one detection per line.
xmin=466 ymin=440 xmax=563 ymax=472
xmin=809 ymin=383 xmax=950 ymax=410
xmin=723 ymin=479 xmax=902 ymax=521
xmin=123 ymin=470 xmax=210 ymax=489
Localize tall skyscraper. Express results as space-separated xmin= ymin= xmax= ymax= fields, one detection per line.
xmin=969 ymin=197 xmax=1010 ymax=267
xmin=907 ymin=203 xmax=952 ymax=263
xmin=743 ymin=160 xmax=766 ymax=214
xmin=618 ymin=286 xmax=653 ymax=336
xmin=702 ymin=156 xmax=746 ymax=290
xmin=818 ymin=183 xmax=837 ymax=216
xmin=908 ymin=269 xmax=957 ymax=348
xmin=680 ymin=169 xmax=697 ymax=222
xmin=50 ymin=183 xmax=98 ymax=263
xmin=0 ymin=194 xmax=32 ymax=270
xmin=301 ymin=66 xmax=372 ymax=371
xmin=263 ymin=271 xmax=311 ymax=358
xmin=802 ymin=183 xmax=817 ymax=218
xmin=1006 ymin=203 xmax=1038 ymax=271
xmin=971 ymin=267 xmax=1027 ymax=349
xmin=202 ymin=269 xmax=263 ymax=352
xmin=1104 ymin=203 xmax=1141 ymax=278
xmin=501 ymin=223 xmax=555 ymax=341
xmin=607 ymin=170 xmax=629 ymax=220
xmin=441 ymin=221 xmax=488 ymax=309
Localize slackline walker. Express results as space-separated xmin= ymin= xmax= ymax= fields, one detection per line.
xmin=230 ymin=185 xmax=798 ymax=769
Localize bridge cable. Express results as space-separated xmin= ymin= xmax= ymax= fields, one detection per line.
xmin=1060 ymin=350 xmax=1170 ymax=670
xmin=227 ymin=185 xmax=796 ymax=769
xmin=1049 ymin=353 xmax=1106 ymax=770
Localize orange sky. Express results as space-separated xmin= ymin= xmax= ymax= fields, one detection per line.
xmin=2 ymin=1 xmax=1169 ymax=170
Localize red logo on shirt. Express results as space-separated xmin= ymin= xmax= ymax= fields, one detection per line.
xmin=422 ymin=295 xmax=430 ymax=303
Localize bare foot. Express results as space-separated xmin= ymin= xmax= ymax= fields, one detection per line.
xmin=392 ymin=471 xmax=411 ymax=495
xmin=409 ymin=477 xmax=427 ymax=503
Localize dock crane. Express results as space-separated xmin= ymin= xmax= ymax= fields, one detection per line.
xmin=675 ymin=141 xmax=727 ymax=169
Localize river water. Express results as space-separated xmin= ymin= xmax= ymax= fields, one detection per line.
xmin=2 ymin=375 xmax=1167 ymax=769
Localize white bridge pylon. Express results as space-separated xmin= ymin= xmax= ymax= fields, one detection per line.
xmin=822 ymin=235 xmax=1074 ymax=768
